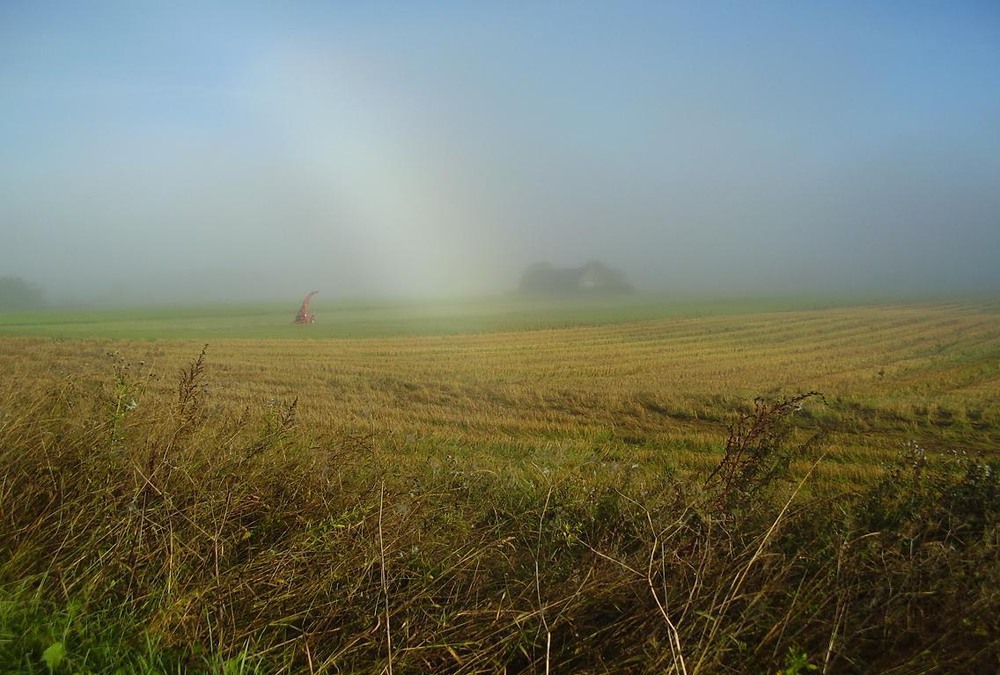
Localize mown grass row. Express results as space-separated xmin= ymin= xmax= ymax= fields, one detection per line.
xmin=2 ymin=302 xmax=997 ymax=488
xmin=2 ymin=348 xmax=998 ymax=672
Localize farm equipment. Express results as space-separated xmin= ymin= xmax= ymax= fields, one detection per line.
xmin=294 ymin=291 xmax=318 ymax=324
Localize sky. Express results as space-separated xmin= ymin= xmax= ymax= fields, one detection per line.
xmin=2 ymin=1 xmax=999 ymax=304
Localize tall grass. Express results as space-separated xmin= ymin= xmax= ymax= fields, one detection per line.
xmin=2 ymin=350 xmax=997 ymax=672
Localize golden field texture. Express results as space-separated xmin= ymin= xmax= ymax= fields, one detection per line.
xmin=2 ymin=301 xmax=997 ymax=484
xmin=2 ymin=300 xmax=999 ymax=672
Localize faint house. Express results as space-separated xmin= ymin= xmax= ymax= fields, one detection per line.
xmin=519 ymin=260 xmax=633 ymax=295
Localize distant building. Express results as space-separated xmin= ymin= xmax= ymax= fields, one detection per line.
xmin=519 ymin=260 xmax=633 ymax=295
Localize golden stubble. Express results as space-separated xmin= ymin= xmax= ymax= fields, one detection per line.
xmin=1 ymin=302 xmax=997 ymax=486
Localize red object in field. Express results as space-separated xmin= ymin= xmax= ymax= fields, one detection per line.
xmin=294 ymin=291 xmax=318 ymax=324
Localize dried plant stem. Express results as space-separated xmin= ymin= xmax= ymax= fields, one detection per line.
xmin=379 ymin=481 xmax=393 ymax=675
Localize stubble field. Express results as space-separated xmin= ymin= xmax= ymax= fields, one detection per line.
xmin=3 ymin=297 xmax=998 ymax=482
xmin=2 ymin=296 xmax=998 ymax=672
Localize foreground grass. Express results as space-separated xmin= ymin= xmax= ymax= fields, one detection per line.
xmin=1 ymin=355 xmax=997 ymax=673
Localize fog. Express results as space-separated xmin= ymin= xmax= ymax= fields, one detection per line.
xmin=2 ymin=3 xmax=999 ymax=305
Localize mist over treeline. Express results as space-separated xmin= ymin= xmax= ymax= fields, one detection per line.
xmin=2 ymin=3 xmax=999 ymax=306
xmin=0 ymin=277 xmax=46 ymax=310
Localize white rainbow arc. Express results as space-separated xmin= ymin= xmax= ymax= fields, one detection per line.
xmin=245 ymin=49 xmax=498 ymax=296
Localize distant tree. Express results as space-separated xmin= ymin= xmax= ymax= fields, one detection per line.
xmin=579 ymin=260 xmax=633 ymax=293
xmin=519 ymin=260 xmax=633 ymax=295
xmin=0 ymin=277 xmax=46 ymax=310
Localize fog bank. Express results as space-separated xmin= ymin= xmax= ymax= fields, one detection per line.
xmin=2 ymin=3 xmax=998 ymax=304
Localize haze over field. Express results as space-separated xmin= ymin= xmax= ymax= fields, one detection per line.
xmin=2 ymin=2 xmax=999 ymax=304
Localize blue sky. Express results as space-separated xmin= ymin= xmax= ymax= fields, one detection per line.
xmin=2 ymin=2 xmax=998 ymax=302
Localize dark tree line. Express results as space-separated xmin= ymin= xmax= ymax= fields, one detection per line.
xmin=519 ymin=260 xmax=633 ymax=295
xmin=0 ymin=276 xmax=46 ymax=310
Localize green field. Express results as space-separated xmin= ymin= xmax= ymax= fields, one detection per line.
xmin=0 ymin=294 xmax=917 ymax=339
xmin=2 ymin=296 xmax=998 ymax=672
